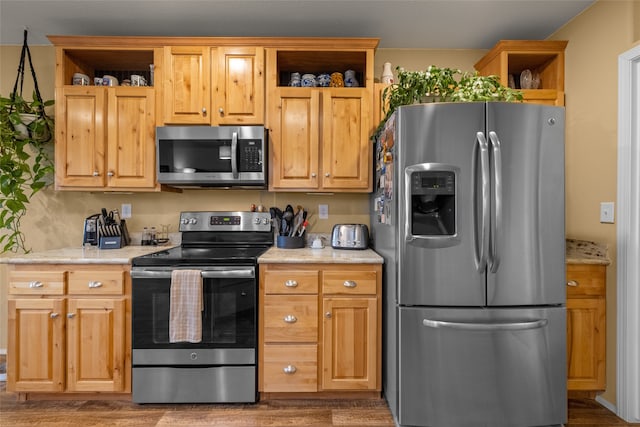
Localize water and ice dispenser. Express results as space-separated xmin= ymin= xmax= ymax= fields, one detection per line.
xmin=405 ymin=164 xmax=458 ymax=247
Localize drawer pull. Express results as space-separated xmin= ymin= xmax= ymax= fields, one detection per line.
xmin=567 ymin=280 xmax=579 ymax=287
xmin=67 ymin=313 xmax=75 ymax=319
xmin=29 ymin=281 xmax=44 ymax=288
xmin=283 ymin=315 xmax=297 ymax=324
xmin=283 ymin=365 xmax=297 ymax=374
xmin=88 ymin=281 xmax=103 ymax=288
xmin=284 ymin=280 xmax=298 ymax=288
xmin=343 ymin=280 xmax=357 ymax=288
xmin=50 ymin=313 xmax=59 ymax=319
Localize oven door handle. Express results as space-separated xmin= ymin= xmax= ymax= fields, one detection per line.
xmin=131 ymin=268 xmax=255 ymax=279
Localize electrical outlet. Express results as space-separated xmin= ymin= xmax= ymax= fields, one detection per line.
xmin=121 ymin=203 xmax=132 ymax=219
xmin=600 ymin=202 xmax=614 ymax=223
xmin=318 ymin=204 xmax=329 ymax=219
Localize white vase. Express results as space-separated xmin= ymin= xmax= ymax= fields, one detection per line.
xmin=381 ymin=62 xmax=394 ymax=84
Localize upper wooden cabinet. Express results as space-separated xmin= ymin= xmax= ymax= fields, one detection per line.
xmin=162 ymin=45 xmax=264 ymax=125
xmin=265 ymin=42 xmax=377 ymax=192
xmin=474 ymin=40 xmax=568 ymax=106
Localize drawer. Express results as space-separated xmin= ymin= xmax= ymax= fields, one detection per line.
xmin=264 ymin=270 xmax=319 ymax=295
xmin=566 ymin=264 xmax=605 ymax=297
xmin=322 ymin=270 xmax=377 ymax=295
xmin=263 ymin=295 xmax=317 ymax=342
xmin=67 ymin=271 xmax=124 ymax=295
xmin=262 ymin=344 xmax=318 ymax=392
xmin=9 ymin=271 xmax=65 ymax=295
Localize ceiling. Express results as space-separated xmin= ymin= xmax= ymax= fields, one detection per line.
xmin=0 ymin=0 xmax=595 ymax=49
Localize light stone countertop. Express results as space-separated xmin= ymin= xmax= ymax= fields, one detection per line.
xmin=566 ymin=238 xmax=611 ymax=266
xmin=258 ymin=246 xmax=383 ymax=264
xmin=0 ymin=245 xmax=171 ymax=265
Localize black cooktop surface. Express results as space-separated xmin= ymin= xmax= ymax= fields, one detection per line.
xmin=132 ymin=245 xmax=270 ymax=267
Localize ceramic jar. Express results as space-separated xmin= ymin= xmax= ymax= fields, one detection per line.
xmin=301 ymin=73 xmax=317 ymax=87
xmin=344 ymin=69 xmax=359 ymax=87
xmin=381 ymin=62 xmax=394 ymax=84
xmin=317 ymin=73 xmax=331 ymax=87
xmin=330 ymin=72 xmax=344 ymax=87
xmin=290 ymin=72 xmax=301 ymax=87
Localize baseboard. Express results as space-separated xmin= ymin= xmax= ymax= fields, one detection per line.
xmin=595 ymin=395 xmax=617 ymax=414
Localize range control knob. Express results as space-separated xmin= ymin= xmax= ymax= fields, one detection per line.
xmin=181 ymin=218 xmax=189 ymax=225
xmin=189 ymin=218 xmax=198 ymax=225
xmin=254 ymin=218 xmax=261 ymax=224
xmin=262 ymin=218 xmax=270 ymax=225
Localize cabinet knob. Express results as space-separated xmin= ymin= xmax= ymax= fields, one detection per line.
xmin=219 ymin=107 xmax=224 ymax=114
xmin=325 ymin=312 xmax=332 ymax=318
xmin=202 ymin=107 xmax=207 ymax=115
xmin=311 ymin=173 xmax=317 ymax=178
xmin=67 ymin=313 xmax=75 ymax=319
xmin=107 ymin=171 xmax=114 ymax=177
xmin=284 ymin=280 xmax=298 ymax=288
xmin=343 ymin=280 xmax=357 ymax=288
xmin=88 ymin=281 xmax=103 ymax=288
xmin=283 ymin=365 xmax=297 ymax=374
xmin=92 ymin=171 xmax=100 ymax=177
xmin=325 ymin=173 xmax=330 ymax=177
xmin=283 ymin=315 xmax=297 ymax=324
xmin=567 ymin=280 xmax=579 ymax=287
xmin=29 ymin=281 xmax=43 ymax=288
xmin=50 ymin=313 xmax=59 ymax=319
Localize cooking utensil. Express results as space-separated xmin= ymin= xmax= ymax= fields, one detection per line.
xmin=290 ymin=209 xmax=304 ymax=236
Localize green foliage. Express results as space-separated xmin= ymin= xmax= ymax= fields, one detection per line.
xmin=374 ymin=66 xmax=523 ymax=139
xmin=0 ymin=92 xmax=54 ymax=253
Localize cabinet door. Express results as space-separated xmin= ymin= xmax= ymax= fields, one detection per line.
xmin=567 ymin=297 xmax=606 ymax=391
xmin=163 ymin=46 xmax=211 ymax=124
xmin=66 ymin=298 xmax=126 ymax=392
xmin=321 ymin=89 xmax=371 ymax=190
xmin=55 ymin=87 xmax=106 ymax=187
xmin=269 ymin=88 xmax=320 ymax=189
xmin=321 ymin=297 xmax=377 ymax=390
xmin=214 ymin=46 xmax=264 ymax=125
xmin=107 ymin=87 xmax=156 ymax=188
xmin=7 ymin=298 xmax=65 ymax=392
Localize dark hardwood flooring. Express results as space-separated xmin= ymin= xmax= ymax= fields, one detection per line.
xmin=1 ymin=384 xmax=637 ymax=427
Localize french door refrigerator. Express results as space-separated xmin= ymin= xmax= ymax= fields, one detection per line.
xmin=370 ymin=102 xmax=566 ymax=427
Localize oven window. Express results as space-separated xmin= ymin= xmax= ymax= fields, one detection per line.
xmin=133 ymin=276 xmax=256 ymax=349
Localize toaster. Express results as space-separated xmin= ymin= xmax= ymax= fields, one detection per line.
xmin=331 ymin=224 xmax=369 ymax=250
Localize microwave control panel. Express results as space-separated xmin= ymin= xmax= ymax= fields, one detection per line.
xmin=240 ymin=141 xmax=263 ymax=172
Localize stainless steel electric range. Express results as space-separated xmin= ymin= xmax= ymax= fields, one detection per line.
xmin=131 ymin=211 xmax=272 ymax=403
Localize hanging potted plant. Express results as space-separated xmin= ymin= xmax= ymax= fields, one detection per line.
xmin=0 ymin=30 xmax=54 ymax=253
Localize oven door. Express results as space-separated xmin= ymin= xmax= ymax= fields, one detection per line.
xmin=131 ymin=265 xmax=256 ymax=365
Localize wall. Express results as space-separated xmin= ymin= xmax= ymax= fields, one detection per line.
xmin=550 ymin=0 xmax=639 ymax=406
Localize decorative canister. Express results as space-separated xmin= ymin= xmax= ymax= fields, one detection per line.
xmin=330 ymin=72 xmax=344 ymax=87
xmin=289 ymin=72 xmax=301 ymax=87
xmin=301 ymin=73 xmax=317 ymax=87
xmin=344 ymin=70 xmax=359 ymax=87
xmin=317 ymin=73 xmax=331 ymax=87
xmin=381 ymin=62 xmax=394 ymax=84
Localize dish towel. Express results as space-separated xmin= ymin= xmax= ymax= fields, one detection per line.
xmin=169 ymin=269 xmax=203 ymax=343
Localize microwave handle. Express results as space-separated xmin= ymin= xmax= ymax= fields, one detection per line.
xmin=231 ymin=131 xmax=238 ymax=178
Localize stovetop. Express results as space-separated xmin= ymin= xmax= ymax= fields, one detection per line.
xmin=132 ymin=245 xmax=271 ymax=267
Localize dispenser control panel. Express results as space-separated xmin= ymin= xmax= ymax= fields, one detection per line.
xmin=411 ymin=171 xmax=455 ymax=196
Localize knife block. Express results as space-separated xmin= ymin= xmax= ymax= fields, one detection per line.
xmin=277 ymin=236 xmax=305 ymax=249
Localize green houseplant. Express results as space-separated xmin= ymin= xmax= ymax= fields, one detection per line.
xmin=0 ymin=92 xmax=55 ymax=253
xmin=376 ymin=65 xmax=523 ymax=138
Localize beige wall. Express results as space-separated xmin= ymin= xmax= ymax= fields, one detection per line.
xmin=1 ymin=1 xmax=637 ymax=406
xmin=550 ymin=0 xmax=639 ymax=405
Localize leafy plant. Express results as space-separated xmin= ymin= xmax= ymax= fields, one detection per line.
xmin=375 ymin=66 xmax=523 ymax=138
xmin=0 ymin=91 xmax=55 ymax=253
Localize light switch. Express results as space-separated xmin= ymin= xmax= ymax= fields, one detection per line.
xmin=600 ymin=202 xmax=614 ymax=223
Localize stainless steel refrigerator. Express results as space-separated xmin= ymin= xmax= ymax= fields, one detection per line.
xmin=370 ymin=102 xmax=566 ymax=427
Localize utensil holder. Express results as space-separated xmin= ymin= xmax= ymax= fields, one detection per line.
xmin=277 ymin=236 xmax=305 ymax=249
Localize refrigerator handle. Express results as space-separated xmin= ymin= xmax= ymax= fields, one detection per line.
xmin=473 ymin=132 xmax=490 ymax=273
xmin=488 ymin=131 xmax=502 ymax=273
xmin=422 ymin=318 xmax=548 ymax=331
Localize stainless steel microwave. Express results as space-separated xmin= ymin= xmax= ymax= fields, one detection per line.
xmin=156 ymin=126 xmax=267 ymax=188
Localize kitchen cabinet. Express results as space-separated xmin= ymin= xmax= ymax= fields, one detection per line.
xmin=56 ymin=86 xmax=156 ymax=190
xmin=162 ymin=45 xmax=264 ymax=125
xmin=474 ymin=40 xmax=568 ymax=106
xmin=259 ymin=263 xmax=381 ymax=396
xmin=7 ymin=265 xmax=130 ymax=395
xmin=566 ymin=263 xmax=606 ymax=393
xmin=50 ymin=39 xmax=160 ymax=191
xmin=265 ymin=43 xmax=377 ymax=192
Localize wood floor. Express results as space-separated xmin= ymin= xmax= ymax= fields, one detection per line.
xmin=1 ymin=383 xmax=637 ymax=427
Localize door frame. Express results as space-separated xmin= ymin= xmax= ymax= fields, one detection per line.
xmin=615 ymin=43 xmax=640 ymax=423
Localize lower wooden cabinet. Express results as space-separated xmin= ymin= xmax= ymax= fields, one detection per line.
xmin=7 ymin=265 xmax=130 ymax=395
xmin=259 ymin=263 xmax=381 ymax=395
xmin=566 ymin=263 xmax=606 ymax=392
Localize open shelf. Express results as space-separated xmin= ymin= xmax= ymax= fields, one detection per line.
xmin=276 ymin=50 xmax=367 ymax=87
